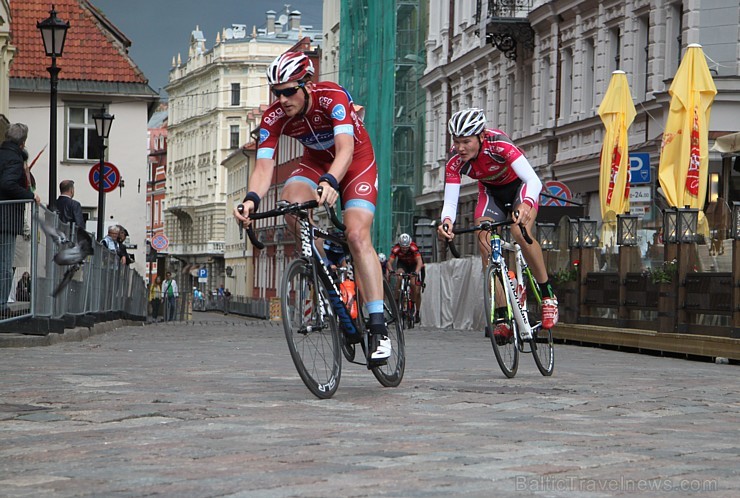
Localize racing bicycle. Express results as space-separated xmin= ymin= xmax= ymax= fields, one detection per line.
xmin=388 ymin=270 xmax=417 ymax=330
xmin=240 ymin=195 xmax=405 ymax=399
xmin=446 ymin=219 xmax=554 ymax=378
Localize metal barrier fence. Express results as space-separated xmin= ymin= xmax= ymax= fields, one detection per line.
xmin=189 ymin=294 xmax=268 ymax=319
xmin=0 ymin=201 xmax=147 ymax=332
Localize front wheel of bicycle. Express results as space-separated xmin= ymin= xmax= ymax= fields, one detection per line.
xmin=483 ymin=264 xmax=519 ymax=378
xmin=281 ymin=258 xmax=341 ymax=399
xmin=365 ymin=279 xmax=405 ymax=387
xmin=531 ymin=326 xmax=555 ymax=376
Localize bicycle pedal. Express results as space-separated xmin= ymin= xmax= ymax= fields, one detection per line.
xmin=366 ymin=357 xmax=387 ymax=369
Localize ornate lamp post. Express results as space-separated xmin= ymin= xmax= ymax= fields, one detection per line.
xmin=93 ymin=110 xmax=114 ymax=241
xmin=37 ymin=6 xmax=69 ymax=210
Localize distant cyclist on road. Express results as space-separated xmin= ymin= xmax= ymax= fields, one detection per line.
xmin=387 ymin=233 xmax=425 ymax=324
xmin=436 ymin=108 xmax=558 ymax=341
xmin=233 ymin=51 xmax=390 ymax=364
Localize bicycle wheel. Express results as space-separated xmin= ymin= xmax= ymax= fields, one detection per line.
xmin=369 ymin=279 xmax=406 ymax=387
xmin=531 ymin=326 xmax=555 ymax=376
xmin=483 ymin=264 xmax=519 ymax=378
xmin=281 ymin=258 xmax=341 ymax=399
xmin=404 ymin=290 xmax=415 ymax=330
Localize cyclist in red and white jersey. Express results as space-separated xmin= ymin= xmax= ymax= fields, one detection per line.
xmin=386 ymin=233 xmax=425 ymax=323
xmin=436 ymin=108 xmax=558 ymax=339
xmin=233 ymin=51 xmax=390 ymax=363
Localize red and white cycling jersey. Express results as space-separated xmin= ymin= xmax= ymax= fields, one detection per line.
xmin=257 ymin=81 xmax=373 ymax=163
xmin=441 ymin=128 xmax=542 ymax=223
xmin=445 ymin=128 xmax=526 ymax=187
xmin=389 ymin=242 xmax=424 ymax=268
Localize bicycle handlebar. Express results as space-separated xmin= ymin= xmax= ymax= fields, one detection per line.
xmin=445 ymin=218 xmax=533 ymax=259
xmin=237 ymin=186 xmax=345 ymax=250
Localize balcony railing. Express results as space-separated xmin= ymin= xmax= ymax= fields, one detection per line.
xmin=476 ymin=0 xmax=535 ymax=61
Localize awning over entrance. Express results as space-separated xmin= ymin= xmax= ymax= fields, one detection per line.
xmin=712 ymin=132 xmax=740 ymax=155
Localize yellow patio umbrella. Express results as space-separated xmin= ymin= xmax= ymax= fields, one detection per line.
xmin=598 ymin=70 xmax=636 ymax=247
xmin=658 ymin=43 xmax=717 ymax=215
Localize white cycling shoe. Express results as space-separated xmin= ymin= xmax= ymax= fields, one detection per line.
xmin=370 ymin=335 xmax=392 ymax=360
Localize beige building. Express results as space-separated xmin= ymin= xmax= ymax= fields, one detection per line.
xmin=419 ymin=0 xmax=740 ymax=260
xmin=320 ymin=0 xmax=341 ymax=82
xmin=221 ymin=107 xmax=264 ymax=298
xmin=165 ymin=8 xmax=322 ymax=293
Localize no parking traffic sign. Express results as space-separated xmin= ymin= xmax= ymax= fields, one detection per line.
xmin=89 ymin=162 xmax=121 ymax=193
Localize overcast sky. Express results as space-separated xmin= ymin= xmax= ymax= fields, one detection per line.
xmin=88 ymin=0 xmax=324 ymax=96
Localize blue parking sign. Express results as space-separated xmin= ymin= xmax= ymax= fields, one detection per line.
xmin=629 ymin=153 xmax=651 ymax=184
xmin=198 ymin=268 xmax=208 ymax=278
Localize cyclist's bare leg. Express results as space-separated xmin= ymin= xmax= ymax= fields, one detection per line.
xmin=343 ymin=208 xmax=383 ymax=304
xmin=411 ymin=275 xmax=422 ymax=313
xmin=509 ymin=212 xmax=548 ymax=284
xmin=280 ymin=181 xmax=315 ymax=237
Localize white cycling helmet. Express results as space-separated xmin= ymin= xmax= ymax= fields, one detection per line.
xmin=448 ymin=108 xmax=487 ymax=137
xmin=266 ymin=51 xmax=315 ymax=85
xmin=398 ymin=233 xmax=411 ymax=248
xmin=378 ymin=253 xmax=387 ymax=263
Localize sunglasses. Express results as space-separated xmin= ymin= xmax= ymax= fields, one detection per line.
xmin=271 ymin=83 xmax=304 ymax=98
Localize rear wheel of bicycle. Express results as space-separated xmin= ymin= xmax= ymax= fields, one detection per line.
xmin=366 ymin=279 xmax=405 ymax=387
xmin=404 ymin=291 xmax=415 ymax=330
xmin=483 ymin=264 xmax=519 ymax=378
xmin=281 ymin=258 xmax=341 ymax=399
xmin=522 ymin=271 xmax=554 ymax=376
xmin=531 ymin=326 xmax=555 ymax=376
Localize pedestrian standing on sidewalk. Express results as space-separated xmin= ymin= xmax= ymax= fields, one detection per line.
xmin=161 ymin=272 xmax=178 ymax=321
xmin=148 ymin=275 xmax=162 ymax=321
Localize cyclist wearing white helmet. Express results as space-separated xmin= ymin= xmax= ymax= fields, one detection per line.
xmin=234 ymin=50 xmax=391 ymax=363
xmin=437 ymin=108 xmax=558 ymax=338
xmin=387 ymin=233 xmax=425 ymax=324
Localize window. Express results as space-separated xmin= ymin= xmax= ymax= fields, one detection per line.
xmin=231 ymin=83 xmax=240 ymax=106
xmin=636 ymin=15 xmax=650 ymax=99
xmin=559 ymin=49 xmax=573 ymax=119
xmin=230 ymin=125 xmax=240 ymax=149
xmin=609 ymin=27 xmax=622 ymax=72
xmin=584 ymin=39 xmax=596 ymax=112
xmin=67 ymin=106 xmax=101 ymax=160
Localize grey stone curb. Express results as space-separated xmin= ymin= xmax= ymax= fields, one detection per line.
xmin=0 ymin=319 xmax=144 ymax=348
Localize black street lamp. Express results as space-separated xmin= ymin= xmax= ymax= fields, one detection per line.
xmin=37 ymin=6 xmax=69 ymax=211
xmin=93 ymin=109 xmax=114 ymax=241
xmin=617 ymin=213 xmax=639 ymax=246
xmin=536 ymin=222 xmax=558 ymax=251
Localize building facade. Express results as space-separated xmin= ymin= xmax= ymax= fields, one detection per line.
xmin=0 ymin=0 xmax=14 ymax=136
xmin=146 ymin=105 xmax=168 ymax=284
xmin=8 ymin=0 xmax=158 ymax=274
xmin=418 ymin=0 xmax=740 ymax=263
xmin=165 ymin=8 xmax=322 ymax=294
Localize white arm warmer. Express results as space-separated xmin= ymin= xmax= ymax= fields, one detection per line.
xmin=440 ymin=183 xmax=461 ymax=224
xmin=510 ymin=155 xmax=542 ymax=205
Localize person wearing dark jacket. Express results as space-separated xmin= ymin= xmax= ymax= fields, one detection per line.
xmin=0 ymin=123 xmax=41 ymax=314
xmin=56 ymin=179 xmax=85 ymax=228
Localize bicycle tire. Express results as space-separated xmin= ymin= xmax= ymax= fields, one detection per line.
xmin=483 ymin=264 xmax=519 ymax=378
xmin=522 ymin=270 xmax=554 ymax=376
xmin=369 ymin=279 xmax=406 ymax=387
xmin=404 ymin=290 xmax=415 ymax=330
xmin=281 ymin=258 xmax=341 ymax=399
xmin=531 ymin=326 xmax=555 ymax=376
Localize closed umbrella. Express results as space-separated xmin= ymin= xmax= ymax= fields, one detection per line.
xmin=658 ymin=44 xmax=717 ymax=212
xmin=598 ymin=70 xmax=636 ymax=247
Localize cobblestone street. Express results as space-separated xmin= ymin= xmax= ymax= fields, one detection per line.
xmin=1 ymin=313 xmax=738 ymax=497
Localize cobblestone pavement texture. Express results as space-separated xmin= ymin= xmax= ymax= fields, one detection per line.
xmin=1 ymin=313 xmax=738 ymax=497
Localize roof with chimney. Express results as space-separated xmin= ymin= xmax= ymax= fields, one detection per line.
xmin=9 ymin=0 xmax=155 ymax=96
